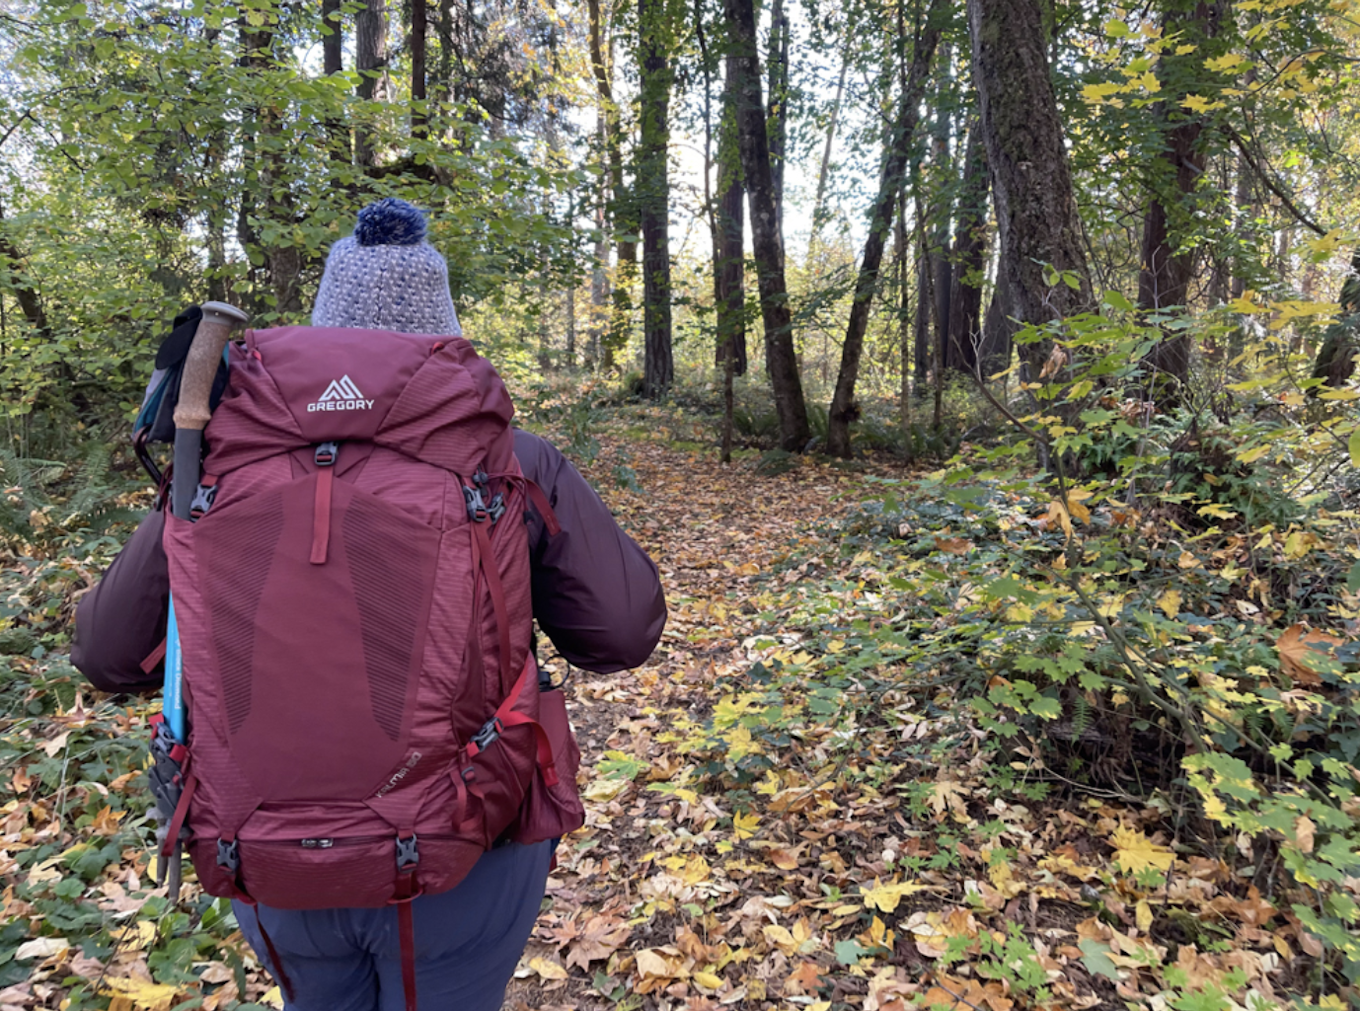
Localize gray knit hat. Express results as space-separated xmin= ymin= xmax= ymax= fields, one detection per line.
xmin=312 ymin=198 xmax=462 ymax=336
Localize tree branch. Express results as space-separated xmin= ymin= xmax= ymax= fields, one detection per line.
xmin=1224 ymin=123 xmax=1326 ymax=237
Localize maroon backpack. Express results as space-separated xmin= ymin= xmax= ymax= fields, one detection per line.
xmin=156 ymin=325 xmax=583 ymax=1006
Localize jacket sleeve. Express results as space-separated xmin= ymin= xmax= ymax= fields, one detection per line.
xmin=70 ymin=508 xmax=169 ymax=694
xmin=513 ymin=429 xmax=666 ymax=673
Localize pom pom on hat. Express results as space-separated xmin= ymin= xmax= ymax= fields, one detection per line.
xmin=311 ymin=198 xmax=462 ymax=336
xmin=354 ymin=198 xmax=428 ymax=247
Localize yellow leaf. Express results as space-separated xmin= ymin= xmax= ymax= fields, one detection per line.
xmin=1136 ymin=899 xmax=1154 ymax=932
xmin=1227 ymin=290 xmax=1267 ymax=314
xmin=764 ymin=924 xmax=797 ymax=953
xmin=861 ymin=877 xmax=929 ymax=913
xmin=261 ymin=987 xmax=284 ymax=1010
xmin=101 ymin=977 xmax=184 ymax=1011
xmin=693 ymin=970 xmax=724 ymax=990
xmin=582 ymin=777 xmax=628 ymax=802
xmin=1081 ymin=82 xmax=1122 ymax=103
xmin=1157 ymin=589 xmax=1182 ymax=619
xmin=733 ymin=811 xmax=760 ymax=841
xmin=1064 ymin=489 xmax=1093 ymax=524
xmin=1111 ymin=827 xmax=1176 ymax=875
xmin=528 ymin=956 xmax=568 ymax=980
xmin=110 ymin=920 xmax=157 ymax=951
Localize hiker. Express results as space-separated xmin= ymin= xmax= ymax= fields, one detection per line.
xmin=72 ymin=198 xmax=666 ymax=1011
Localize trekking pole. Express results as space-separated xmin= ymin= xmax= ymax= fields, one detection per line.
xmin=154 ymin=301 xmax=247 ymax=903
xmin=165 ymin=301 xmax=248 ymax=741
xmin=170 ymin=301 xmax=249 ymax=521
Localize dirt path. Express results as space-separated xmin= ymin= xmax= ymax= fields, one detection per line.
xmin=503 ymin=437 xmax=883 ymax=1010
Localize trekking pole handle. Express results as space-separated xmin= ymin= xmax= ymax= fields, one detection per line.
xmin=172 ymin=302 xmax=249 ymax=430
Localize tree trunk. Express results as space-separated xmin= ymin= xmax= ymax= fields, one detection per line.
xmin=928 ymin=43 xmax=953 ymax=380
xmin=979 ymin=272 xmax=1014 ymax=375
xmin=587 ymin=4 xmax=632 ymax=372
xmin=323 ymin=0 xmax=343 ymax=74
xmin=767 ymin=0 xmax=789 ymax=247
xmin=945 ymin=118 xmax=989 ymax=373
xmin=1138 ymin=2 xmax=1221 ymax=396
xmin=715 ymin=48 xmax=747 ymax=377
xmin=411 ymin=0 xmax=428 ymax=137
xmin=967 ymin=0 xmax=1090 ymax=376
xmin=356 ymin=0 xmax=389 ymax=168
xmin=897 ymin=191 xmax=912 ymax=426
xmin=322 ymin=0 xmax=349 ymax=164
xmin=810 ymin=30 xmax=851 ymax=247
xmin=639 ymin=0 xmax=673 ymax=397
xmin=241 ymin=8 xmax=301 ymax=315
xmin=827 ymin=0 xmax=944 ymax=458
xmin=724 ymin=0 xmax=809 ymax=451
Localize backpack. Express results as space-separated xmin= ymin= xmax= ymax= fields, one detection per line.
xmin=148 ymin=324 xmax=583 ymax=1006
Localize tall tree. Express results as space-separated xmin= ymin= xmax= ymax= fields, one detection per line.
xmin=767 ymin=0 xmax=790 ymax=244
xmin=724 ymin=0 xmax=810 ymax=451
xmin=356 ymin=0 xmax=389 ymax=168
xmin=411 ymin=0 xmax=428 ymax=137
xmin=321 ymin=0 xmax=348 ymax=163
xmin=638 ymin=0 xmax=674 ymax=397
xmin=827 ymin=0 xmax=945 ymax=458
xmin=945 ymin=117 xmax=989 ymax=372
xmin=1138 ymin=1 xmax=1225 ymax=394
xmin=968 ymin=0 xmax=1090 ymax=376
xmin=716 ymin=32 xmax=746 ymax=376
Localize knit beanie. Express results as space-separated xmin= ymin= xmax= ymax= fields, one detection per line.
xmin=312 ymin=198 xmax=463 ymax=336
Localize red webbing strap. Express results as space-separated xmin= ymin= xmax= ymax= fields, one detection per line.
xmin=498 ymin=708 xmax=558 ymax=786
xmin=310 ymin=467 xmax=333 ymax=565
xmin=470 ymin=522 xmax=512 ymax=687
xmin=160 ymin=771 xmax=197 ymax=860
xmin=490 ymin=661 xmax=558 ymax=786
xmin=248 ymin=901 xmax=296 ymax=1004
xmin=140 ymin=638 xmax=167 ymax=675
xmin=483 ymin=473 xmax=560 ymax=537
xmin=396 ymin=887 xmax=418 ymax=1011
xmin=522 ymin=478 xmax=560 ymax=536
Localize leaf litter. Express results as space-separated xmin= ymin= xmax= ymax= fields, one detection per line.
xmin=0 ymin=420 xmax=1349 ymax=1010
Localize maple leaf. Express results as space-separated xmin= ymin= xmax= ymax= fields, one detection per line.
xmin=860 ymin=877 xmax=930 ymax=913
xmin=1276 ymin=623 xmax=1345 ymax=685
xmin=1111 ymin=827 xmax=1175 ymax=875
xmin=562 ymin=915 xmax=632 ymax=971
xmin=100 ymin=976 xmax=184 ymax=1011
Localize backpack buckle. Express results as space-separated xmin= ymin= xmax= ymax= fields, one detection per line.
xmin=395 ymin=834 xmax=419 ymax=871
xmin=470 ymin=470 xmax=505 ymax=524
xmin=470 ymin=717 xmax=503 ymax=753
xmin=189 ymin=483 xmax=217 ymax=519
xmin=314 ymin=441 xmax=339 ymax=467
xmin=216 ymin=838 xmax=239 ymax=873
xmin=463 ymin=484 xmax=488 ymax=523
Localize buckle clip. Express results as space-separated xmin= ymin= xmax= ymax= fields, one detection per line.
xmin=315 ymin=441 xmax=339 ymax=467
xmin=471 ymin=717 xmax=503 ymax=752
xmin=463 ymin=484 xmax=488 ymax=523
xmin=216 ymin=838 xmax=239 ymax=872
xmin=395 ymin=834 xmax=419 ymax=872
xmin=189 ymin=483 xmax=217 ymax=519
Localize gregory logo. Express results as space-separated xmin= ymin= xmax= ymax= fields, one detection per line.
xmin=308 ymin=375 xmax=374 ymax=412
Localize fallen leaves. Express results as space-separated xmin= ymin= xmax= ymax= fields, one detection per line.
xmin=1276 ymin=622 xmax=1346 ymax=684
xmin=1110 ymin=826 xmax=1176 ymax=875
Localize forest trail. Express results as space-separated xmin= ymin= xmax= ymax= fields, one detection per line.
xmin=504 ymin=435 xmax=889 ymax=1010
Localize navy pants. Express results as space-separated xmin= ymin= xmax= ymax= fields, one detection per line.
xmin=235 ymin=840 xmax=553 ymax=1011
